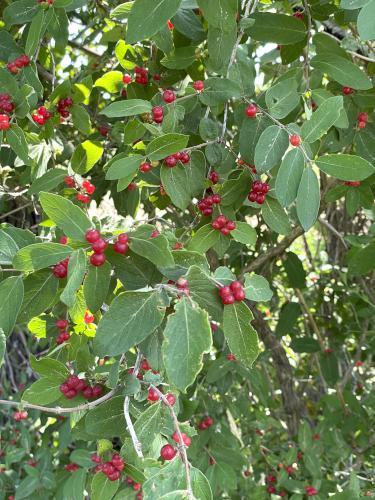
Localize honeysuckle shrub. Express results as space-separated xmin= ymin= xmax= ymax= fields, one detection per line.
xmin=0 ymin=0 xmax=374 ymax=498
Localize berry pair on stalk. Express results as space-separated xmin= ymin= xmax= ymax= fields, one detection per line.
xmin=219 ymin=281 xmax=245 ymax=305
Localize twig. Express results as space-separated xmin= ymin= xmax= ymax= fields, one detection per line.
xmin=338 ymin=330 xmax=367 ymax=391
xmin=0 ymin=388 xmax=116 ymax=414
xmin=0 ymin=203 xmax=33 ymax=220
xmin=295 ymin=289 xmax=325 ymax=350
xmin=319 ymin=217 xmax=348 ymax=249
xmin=68 ymin=40 xmax=101 ymax=58
xmin=150 ymin=385 xmax=194 ymax=500
xmin=184 ymin=140 xmax=218 ymax=153
xmin=124 ymin=351 xmax=144 ymax=458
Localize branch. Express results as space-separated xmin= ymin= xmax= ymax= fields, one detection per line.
xmin=124 ymin=351 xmax=144 ymax=458
xmin=68 ymin=40 xmax=101 ymax=58
xmin=0 ymin=388 xmax=116 ymax=414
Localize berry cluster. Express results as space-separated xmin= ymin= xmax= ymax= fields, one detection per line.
xmin=163 ymin=90 xmax=176 ymax=103
xmin=92 ymin=452 xmax=125 ymax=481
xmin=7 ymin=55 xmax=30 ymax=74
xmin=209 ymin=171 xmax=219 ymax=184
xmin=198 ymin=415 xmax=214 ymax=430
xmin=55 ymin=318 xmax=70 ymax=345
xmin=193 ymin=80 xmax=204 ymax=92
xmin=245 ymin=103 xmax=258 ymax=118
xmin=160 ymin=444 xmax=177 ymax=461
xmin=57 ymin=97 xmax=73 ymax=118
xmin=134 ymin=66 xmax=148 ymax=85
xmin=114 ymin=233 xmax=130 ymax=254
xmin=0 ymin=114 xmax=10 ymax=131
xmin=32 ymin=106 xmax=52 ymax=125
xmin=342 ymin=86 xmax=354 ymax=95
xmin=85 ymin=229 xmax=108 ymax=267
xmin=345 ymin=181 xmax=361 ymax=187
xmin=248 ymin=180 xmax=270 ymax=204
xmin=76 ymin=179 xmax=95 ymax=204
xmin=211 ymin=215 xmax=236 ymax=235
xmin=152 ymin=105 xmax=164 ymax=123
xmin=197 ymin=193 xmax=221 ymax=216
xmin=65 ymin=463 xmax=78 ymax=472
xmin=0 ymin=94 xmax=14 ymax=113
xmin=14 ymin=411 xmax=28 ymax=421
xmin=59 ymin=374 xmax=103 ymax=400
xmin=305 ymin=486 xmax=318 ymax=496
xmin=357 ymin=111 xmax=368 ymax=129
xmin=172 ymin=431 xmax=191 ymax=447
xmin=164 ymin=151 xmax=190 ymax=167
xmin=52 ymin=257 xmax=69 ymax=278
xmin=218 ymin=281 xmax=245 ymax=305
xmin=125 ymin=477 xmax=143 ymax=499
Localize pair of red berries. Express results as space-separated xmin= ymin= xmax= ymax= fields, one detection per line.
xmin=113 ymin=232 xmax=130 ymax=254
xmin=85 ymin=229 xmax=108 ymax=266
xmin=32 ymin=106 xmax=52 ymax=125
xmin=345 ymin=181 xmax=361 ymax=187
xmin=7 ymin=54 xmax=30 ymax=74
xmin=342 ymin=86 xmax=354 ymax=95
xmin=92 ymin=452 xmax=125 ymax=481
xmin=211 ymin=215 xmax=236 ymax=235
xmin=125 ymin=477 xmax=142 ymax=495
xmin=55 ymin=318 xmax=70 ymax=345
xmin=248 ymin=181 xmax=270 ymax=204
xmin=57 ymin=97 xmax=73 ymax=118
xmin=197 ymin=193 xmax=221 ymax=216
xmin=14 ymin=411 xmax=28 ymax=421
xmin=219 ymin=281 xmax=245 ymax=305
xmin=147 ymin=388 xmax=176 ymax=406
xmin=171 ymin=431 xmax=191 ymax=447
xmin=59 ymin=374 xmax=103 ymax=400
xmin=0 ymin=93 xmax=14 ymax=113
xmin=0 ymin=114 xmax=10 ymax=131
xmin=164 ymin=151 xmax=190 ymax=167
xmin=357 ymin=111 xmax=368 ymax=129
xmin=65 ymin=463 xmax=79 ymax=472
xmin=209 ymin=171 xmax=219 ymax=184
xmin=305 ymin=486 xmax=318 ymax=496
xmin=198 ymin=416 xmax=214 ymax=430
xmin=237 ymin=158 xmax=257 ymax=173
xmin=76 ymin=180 xmax=95 ymax=204
xmin=134 ymin=66 xmax=148 ymax=85
xmin=152 ymin=105 xmax=164 ymax=123
xmin=163 ymin=90 xmax=176 ymax=103
xmin=52 ymin=257 xmax=69 ymax=278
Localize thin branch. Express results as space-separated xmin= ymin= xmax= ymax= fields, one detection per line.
xmin=0 ymin=202 xmax=33 ymax=221
xmin=68 ymin=40 xmax=101 ymax=58
xmin=184 ymin=140 xmax=218 ymax=153
xmin=319 ymin=217 xmax=348 ymax=249
xmin=124 ymin=351 xmax=144 ymax=459
xmin=295 ymin=288 xmax=325 ymax=350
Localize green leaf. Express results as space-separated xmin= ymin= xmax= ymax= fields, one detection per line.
xmin=230 ymin=222 xmax=257 ymax=246
xmin=25 ymin=8 xmax=45 ymax=56
xmin=311 ymin=54 xmax=372 ymax=90
xmin=265 ymin=78 xmax=300 ymax=119
xmin=315 ymin=154 xmax=375 ymax=181
xmin=0 ymin=276 xmax=24 ymax=336
xmin=28 ymin=168 xmax=67 ymax=195
xmin=85 ymin=396 xmax=125 ymax=438
xmin=126 ymin=0 xmax=182 ymax=43
xmin=161 ymin=46 xmax=196 ymax=69
xmin=3 ymin=0 xmax=40 ymax=26
xmin=187 ymin=224 xmax=220 ymax=254
xmin=134 ymin=403 xmax=162 ymax=452
xmin=15 ymin=476 xmax=40 ymax=500
xmin=348 ymin=242 xmax=375 ymax=276
xmin=244 ymin=274 xmax=273 ymax=302
xmin=0 ymin=329 xmax=5 ymax=368
xmin=223 ymin=301 xmax=259 ymax=368
xmin=105 ymin=155 xmax=143 ymax=181
xmin=301 ymin=96 xmax=343 ymax=143
xmin=199 ymin=77 xmax=242 ymax=106
xmin=39 ymin=192 xmax=92 ymax=241
xmin=185 ymin=265 xmax=223 ymax=321
xmin=94 ymin=71 xmax=123 ymax=93
xmin=29 ymin=355 xmax=69 ymax=380
xmin=71 ymin=104 xmax=91 ymax=135
xmin=83 ymin=261 xmax=111 ymax=313
xmin=94 ymin=291 xmax=166 ymax=356
xmin=13 ymin=243 xmax=73 ymax=272
xmin=239 ymin=115 xmax=270 ymax=164
xmin=101 ymin=99 xmax=152 ymax=118
xmin=261 ymin=197 xmax=292 ymax=235
xmin=0 ymin=230 xmax=19 ymax=265
xmin=284 ymin=252 xmax=306 ymax=288
xmin=190 ymin=467 xmax=213 ymax=500
xmin=220 ymin=171 xmax=252 ymax=207
xmin=7 ymin=124 xmax=30 ymax=165
xmin=197 ymin=0 xmax=237 ymax=31
xmin=246 ymin=13 xmax=306 ymax=44
xmin=146 ymin=133 xmax=189 ymax=161
xmin=60 ymin=249 xmax=87 ymax=307
xmin=22 ymin=377 xmax=63 ymax=405
xmin=341 ymin=0 xmax=369 ymax=8
xmin=254 ymin=125 xmax=289 ymax=173
xmin=296 ymin=167 xmax=320 ymax=231
xmin=91 ymin=472 xmax=120 ymax=500
xmin=18 ymin=270 xmax=59 ymax=323
xmin=71 ymin=140 xmax=103 ymax=174
xmin=275 ymin=148 xmax=305 ymax=207
xmin=163 ymin=298 xmax=212 ymax=392
xmin=358 ymin=0 xmax=375 ymax=41
xmin=130 ymin=226 xmax=174 ymax=267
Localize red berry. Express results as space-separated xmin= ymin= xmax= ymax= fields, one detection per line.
xmin=150 ymin=230 xmax=160 ymax=238
xmin=147 ymin=388 xmax=160 ymax=402
xmin=220 ymin=227 xmax=231 ymax=236
xmin=225 ymin=220 xmax=236 ymax=231
xmin=245 ymin=104 xmax=258 ymax=118
xmin=172 ymin=431 xmax=191 ymax=447
xmin=84 ymin=310 xmax=95 ymax=323
xmin=358 ymin=112 xmax=368 ymax=122
xmin=180 ymin=152 xmax=190 ymax=164
xmin=222 ymin=294 xmax=235 ymax=305
xmin=122 ymin=74 xmax=132 ymax=84
xmin=219 ymin=286 xmax=232 ymax=297
xmin=118 ymin=233 xmax=129 ymax=243
xmin=248 ymin=192 xmax=257 ymax=202
xmin=140 ymin=162 xmax=152 ymax=173
xmin=212 ymin=194 xmax=221 ymax=204
xmin=140 ymin=359 xmax=151 ymax=371
xmin=7 ymin=62 xmax=18 ymax=74
xmin=83 ymin=386 xmax=94 ymax=399
xmin=165 ymin=155 xmax=177 ymax=167
xmin=59 ymin=235 xmax=68 ymax=244
xmin=53 ymin=264 xmax=67 ymax=279
xmin=165 ymin=393 xmax=176 ymax=406
xmin=342 ymin=86 xmax=353 ymax=95
xmin=173 ymin=242 xmax=183 ymax=250
xmin=209 ymin=171 xmax=219 ymax=184
xmin=256 ymin=193 xmax=265 ymax=204
xmin=226 ymin=353 xmax=236 ymax=361
xmin=267 ymin=486 xmax=276 ymax=494
xmin=113 ymin=241 xmax=129 ymax=254
xmin=204 ymin=416 xmax=214 ymax=427
xmin=153 ymin=73 xmax=161 ymax=81
xmin=91 ymin=453 xmax=101 ymax=463
xmin=193 ymin=80 xmax=204 ymax=91
xmin=91 ymin=238 xmax=108 ymax=253
xmin=56 ymin=319 xmax=68 ymax=330
xmin=90 ymin=253 xmax=106 ymax=266
xmin=65 ymin=389 xmax=77 ymax=399
xmin=358 ymin=120 xmax=366 ymax=129
xmin=99 ymin=126 xmax=109 ymax=137
xmin=64 ymin=176 xmax=75 ymax=187
xmin=163 ymin=90 xmax=176 ymax=103
xmin=289 ymin=134 xmax=300 ymax=147
xmin=82 ymin=180 xmax=95 ymax=194
xmin=85 ymin=229 xmax=101 ymax=243
xmin=107 ymin=470 xmax=121 ymax=481
xmin=0 ymin=114 xmax=10 ymax=131
xmin=160 ymin=444 xmax=177 ymax=461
